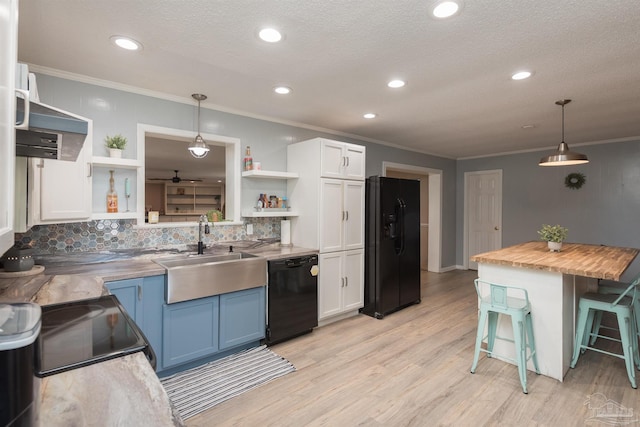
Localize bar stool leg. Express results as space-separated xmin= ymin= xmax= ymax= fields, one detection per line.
xmin=616 ymin=313 xmax=637 ymax=389
xmin=511 ymin=315 xmax=528 ymax=394
xmin=525 ymin=312 xmax=540 ymax=374
xmin=583 ymin=308 xmax=597 ymax=351
xmin=571 ymin=304 xmax=590 ymax=368
xmin=471 ymin=308 xmax=489 ymax=374
xmin=486 ymin=311 xmax=499 ymax=357
xmin=589 ymin=311 xmax=603 ymax=345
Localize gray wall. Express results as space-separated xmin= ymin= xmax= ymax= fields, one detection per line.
xmin=456 ymin=140 xmax=640 ymax=278
xmin=33 ymin=73 xmax=458 ymax=267
xmin=363 ymin=143 xmax=457 ymax=267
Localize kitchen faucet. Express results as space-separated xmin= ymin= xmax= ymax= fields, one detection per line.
xmin=197 ymin=214 xmax=210 ymax=255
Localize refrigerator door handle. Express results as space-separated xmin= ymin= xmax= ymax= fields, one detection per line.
xmin=398 ymin=198 xmax=406 ymax=255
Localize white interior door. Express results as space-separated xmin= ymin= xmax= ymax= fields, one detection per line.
xmin=465 ymin=170 xmax=502 ymax=270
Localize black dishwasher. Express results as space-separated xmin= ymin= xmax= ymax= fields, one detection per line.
xmin=266 ymin=255 xmax=318 ymax=345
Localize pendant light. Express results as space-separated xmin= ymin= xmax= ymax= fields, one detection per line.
xmin=188 ymin=93 xmax=210 ymax=158
xmin=539 ymin=99 xmax=588 ymax=166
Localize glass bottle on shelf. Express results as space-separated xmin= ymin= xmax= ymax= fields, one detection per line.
xmin=243 ymin=146 xmax=253 ymax=171
xmin=107 ymin=170 xmax=118 ymax=213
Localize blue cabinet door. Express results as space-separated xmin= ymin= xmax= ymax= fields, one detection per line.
xmin=219 ymin=287 xmax=265 ymax=350
xmin=162 ymin=296 xmax=220 ymax=369
xmin=139 ymin=275 xmax=165 ymax=369
xmin=106 ymin=275 xmax=165 ymax=370
xmin=106 ymin=278 xmax=142 ymax=323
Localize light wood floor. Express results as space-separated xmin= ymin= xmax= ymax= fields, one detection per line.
xmin=187 ymin=270 xmax=639 ymax=426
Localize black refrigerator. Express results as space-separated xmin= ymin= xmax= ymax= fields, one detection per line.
xmin=362 ymin=176 xmax=421 ymax=319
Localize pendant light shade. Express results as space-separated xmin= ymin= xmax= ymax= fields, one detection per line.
xmin=539 ymin=99 xmax=588 ymax=166
xmin=189 ymin=93 xmax=210 ymax=159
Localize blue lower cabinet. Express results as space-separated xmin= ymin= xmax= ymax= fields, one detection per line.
xmin=106 ymin=275 xmax=165 ymax=370
xmin=162 ymin=295 xmax=220 ymax=369
xmin=108 ymin=278 xmax=266 ymax=375
xmin=138 ymin=276 xmax=164 ymax=369
xmin=219 ymin=287 xmax=266 ymax=350
xmin=106 ymin=278 xmax=141 ymax=321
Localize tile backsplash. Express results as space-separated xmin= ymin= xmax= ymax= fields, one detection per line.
xmin=14 ymin=218 xmax=281 ymax=255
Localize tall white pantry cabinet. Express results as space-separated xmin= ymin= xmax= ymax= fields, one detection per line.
xmin=0 ymin=0 xmax=18 ymax=254
xmin=287 ymin=138 xmax=366 ymax=323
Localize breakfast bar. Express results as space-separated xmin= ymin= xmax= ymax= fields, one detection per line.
xmin=470 ymin=241 xmax=639 ymax=381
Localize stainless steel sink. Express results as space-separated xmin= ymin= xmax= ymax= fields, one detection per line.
xmin=153 ymin=252 xmax=266 ymax=303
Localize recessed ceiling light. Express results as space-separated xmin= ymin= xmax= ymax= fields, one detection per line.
xmin=259 ymin=28 xmax=283 ymax=43
xmin=110 ymin=35 xmax=142 ymax=51
xmin=363 ymin=113 xmax=377 ymax=119
xmin=274 ymin=86 xmax=291 ymax=95
xmin=388 ymin=80 xmax=406 ymax=88
xmin=512 ymin=71 xmax=533 ymax=80
xmin=431 ymin=1 xmax=461 ymax=18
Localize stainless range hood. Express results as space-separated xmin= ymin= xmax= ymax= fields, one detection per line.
xmin=15 ymin=95 xmax=89 ymax=162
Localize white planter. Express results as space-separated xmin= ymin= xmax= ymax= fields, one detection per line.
xmin=548 ymin=241 xmax=563 ymax=252
xmin=109 ymin=148 xmax=123 ymax=158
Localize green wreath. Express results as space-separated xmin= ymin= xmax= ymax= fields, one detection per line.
xmin=565 ymin=172 xmax=586 ymax=190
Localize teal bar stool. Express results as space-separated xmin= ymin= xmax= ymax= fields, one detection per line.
xmin=570 ymin=277 xmax=640 ymax=388
xmin=588 ymin=273 xmax=640 ymax=346
xmin=471 ymin=279 xmax=540 ymax=394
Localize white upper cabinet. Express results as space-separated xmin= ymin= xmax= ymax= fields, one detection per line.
xmin=343 ymin=180 xmax=365 ymax=250
xmin=29 ymin=120 xmax=93 ymax=224
xmin=287 ymin=138 xmax=366 ymax=252
xmin=0 ymin=0 xmax=18 ymax=253
xmin=319 ymin=179 xmax=364 ymax=253
xmin=319 ymin=179 xmax=344 ymax=252
xmin=320 ymin=139 xmax=365 ymax=181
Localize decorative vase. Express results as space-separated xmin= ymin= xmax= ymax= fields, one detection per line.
xmin=548 ymin=241 xmax=562 ymax=252
xmin=2 ymin=246 xmax=34 ymax=272
xmin=109 ymin=148 xmax=123 ymax=158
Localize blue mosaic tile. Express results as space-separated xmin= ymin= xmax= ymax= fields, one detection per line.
xmin=14 ymin=218 xmax=282 ymax=255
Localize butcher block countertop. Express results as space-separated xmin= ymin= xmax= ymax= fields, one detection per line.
xmin=470 ymin=241 xmax=639 ymax=281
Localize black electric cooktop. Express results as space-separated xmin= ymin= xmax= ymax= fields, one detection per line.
xmin=37 ymin=295 xmax=155 ymax=377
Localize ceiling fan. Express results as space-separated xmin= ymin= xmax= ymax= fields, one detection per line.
xmin=148 ymin=170 xmax=202 ymax=183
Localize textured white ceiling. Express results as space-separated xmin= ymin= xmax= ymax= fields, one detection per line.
xmin=16 ymin=0 xmax=640 ymax=159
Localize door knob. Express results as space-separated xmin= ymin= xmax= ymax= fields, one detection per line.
xmin=494 ymin=226 xmax=499 ymax=231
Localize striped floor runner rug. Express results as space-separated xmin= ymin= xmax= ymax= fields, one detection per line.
xmin=160 ymin=345 xmax=295 ymax=420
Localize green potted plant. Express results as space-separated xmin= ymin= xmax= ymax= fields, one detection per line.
xmin=537 ymin=224 xmax=568 ymax=252
xmin=206 ymin=209 xmax=223 ymax=222
xmin=105 ymin=134 xmax=127 ymax=158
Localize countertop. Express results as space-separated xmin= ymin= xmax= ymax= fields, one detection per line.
xmin=37 ymin=242 xmax=319 ymax=280
xmin=0 ymin=242 xmax=318 ymax=427
xmin=470 ymin=241 xmax=639 ymax=281
xmin=0 ymin=273 xmax=182 ymax=427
